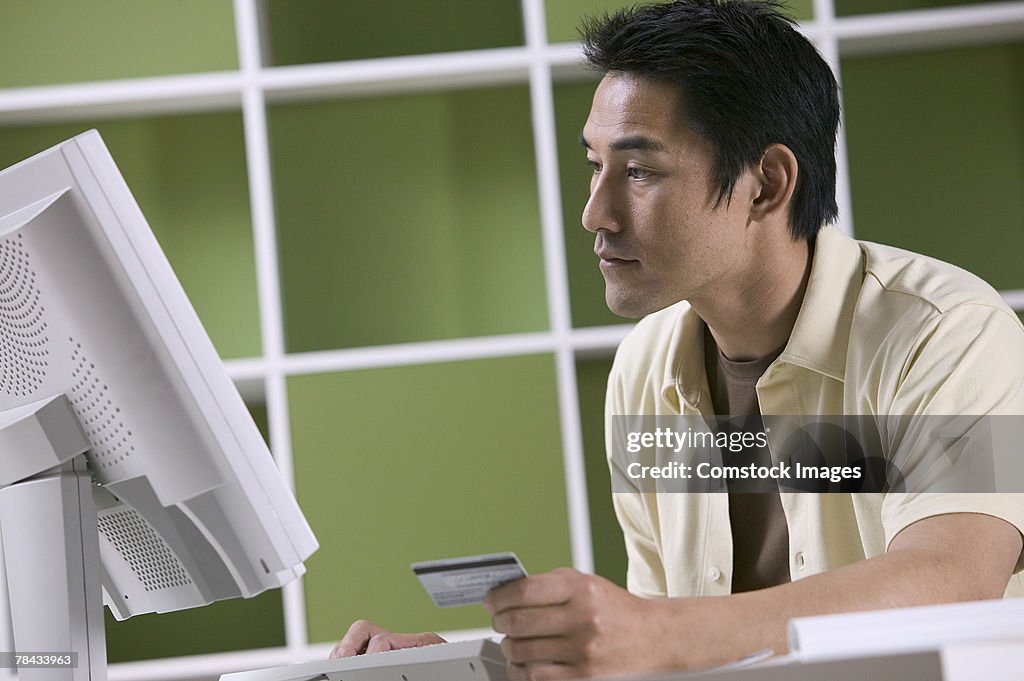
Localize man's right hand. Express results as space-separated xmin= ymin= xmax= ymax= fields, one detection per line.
xmin=329 ymin=620 xmax=446 ymax=658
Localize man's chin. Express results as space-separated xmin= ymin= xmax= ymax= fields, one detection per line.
xmin=606 ymin=291 xmax=684 ymax=319
xmin=605 ymin=294 xmax=654 ymax=320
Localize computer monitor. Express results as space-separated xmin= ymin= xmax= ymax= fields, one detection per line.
xmin=0 ymin=131 xmax=318 ymax=681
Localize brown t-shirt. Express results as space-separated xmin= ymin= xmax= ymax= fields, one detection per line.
xmin=704 ymin=326 xmax=792 ymax=593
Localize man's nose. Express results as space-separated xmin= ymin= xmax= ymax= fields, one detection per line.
xmin=582 ymin=175 xmax=622 ymax=234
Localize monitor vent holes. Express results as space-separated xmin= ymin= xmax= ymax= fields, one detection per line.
xmin=0 ymin=234 xmax=49 ymax=397
xmin=69 ymin=340 xmax=134 ymax=469
xmin=97 ymin=508 xmax=193 ymax=592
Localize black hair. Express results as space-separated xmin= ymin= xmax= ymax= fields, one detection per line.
xmin=580 ymin=0 xmax=839 ymax=241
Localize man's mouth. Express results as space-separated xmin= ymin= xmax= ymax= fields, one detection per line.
xmin=596 ymin=249 xmax=638 ymax=268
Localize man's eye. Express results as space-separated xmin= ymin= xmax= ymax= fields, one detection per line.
xmin=587 ymin=159 xmax=603 ymax=174
xmin=627 ymin=166 xmax=652 ymax=180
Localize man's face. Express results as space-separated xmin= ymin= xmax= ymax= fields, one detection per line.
xmin=582 ymin=73 xmax=756 ymax=318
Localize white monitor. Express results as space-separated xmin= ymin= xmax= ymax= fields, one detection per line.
xmin=0 ymin=130 xmax=318 ymax=681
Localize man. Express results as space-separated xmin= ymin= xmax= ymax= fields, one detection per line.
xmin=334 ymin=1 xmax=1024 ymax=678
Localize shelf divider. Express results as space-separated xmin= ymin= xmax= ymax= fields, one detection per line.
xmin=233 ymin=0 xmax=309 ymax=659
xmin=523 ymin=0 xmax=594 ymax=575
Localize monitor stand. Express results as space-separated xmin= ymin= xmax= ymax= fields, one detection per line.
xmin=0 ymin=395 xmax=105 ymax=681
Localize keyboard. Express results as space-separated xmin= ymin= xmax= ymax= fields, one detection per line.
xmin=219 ymin=639 xmax=509 ymax=681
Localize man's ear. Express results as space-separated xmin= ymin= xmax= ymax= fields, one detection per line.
xmin=751 ymin=144 xmax=799 ymax=222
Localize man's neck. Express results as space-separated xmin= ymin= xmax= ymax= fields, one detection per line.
xmin=693 ymin=236 xmax=813 ymax=362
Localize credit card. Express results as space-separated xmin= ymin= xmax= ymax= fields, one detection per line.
xmin=412 ymin=552 xmax=528 ymax=608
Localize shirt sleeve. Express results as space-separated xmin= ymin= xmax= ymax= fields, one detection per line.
xmin=879 ymin=303 xmax=1024 ymax=573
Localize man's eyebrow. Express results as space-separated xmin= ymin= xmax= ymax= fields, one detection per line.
xmin=578 ymin=131 xmax=667 ymax=153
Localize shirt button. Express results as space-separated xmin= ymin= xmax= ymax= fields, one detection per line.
xmin=707 ymin=566 xmax=722 ymax=582
xmin=795 ymin=552 xmax=806 ymax=569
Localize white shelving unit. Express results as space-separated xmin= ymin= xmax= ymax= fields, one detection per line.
xmin=1 ymin=1 xmax=1022 ymax=680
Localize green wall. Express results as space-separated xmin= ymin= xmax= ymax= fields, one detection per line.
xmin=0 ymin=115 xmax=261 ymax=360
xmin=836 ymin=0 xmax=1019 ymax=17
xmin=104 ymin=592 xmax=284 ymax=663
xmin=545 ymin=0 xmax=814 ymax=44
xmin=577 ymin=358 xmax=627 ymax=587
xmin=266 ymin=0 xmax=524 ymax=64
xmin=269 ymin=85 xmax=549 ymax=352
xmin=842 ymin=43 xmax=1024 ymax=291
xmin=288 ymin=355 xmax=572 ymax=642
xmin=0 ymin=0 xmax=236 ymax=88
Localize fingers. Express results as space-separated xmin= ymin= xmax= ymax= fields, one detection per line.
xmin=506 ymin=662 xmax=580 ymax=681
xmin=330 ymin=620 xmax=445 ymax=658
xmin=500 ymin=635 xmax=577 ymax=667
xmin=364 ymin=631 xmax=446 ymax=654
xmin=331 ymin=620 xmax=388 ymax=658
xmin=492 ymin=605 xmax=574 ymax=638
xmin=486 ymin=568 xmax=578 ymax=615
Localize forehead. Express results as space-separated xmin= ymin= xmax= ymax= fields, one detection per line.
xmin=583 ymin=73 xmax=688 ymax=146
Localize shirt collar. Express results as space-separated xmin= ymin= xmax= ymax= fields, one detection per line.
xmin=660 ymin=226 xmax=865 ymax=408
xmin=780 ymin=226 xmax=864 ymax=381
